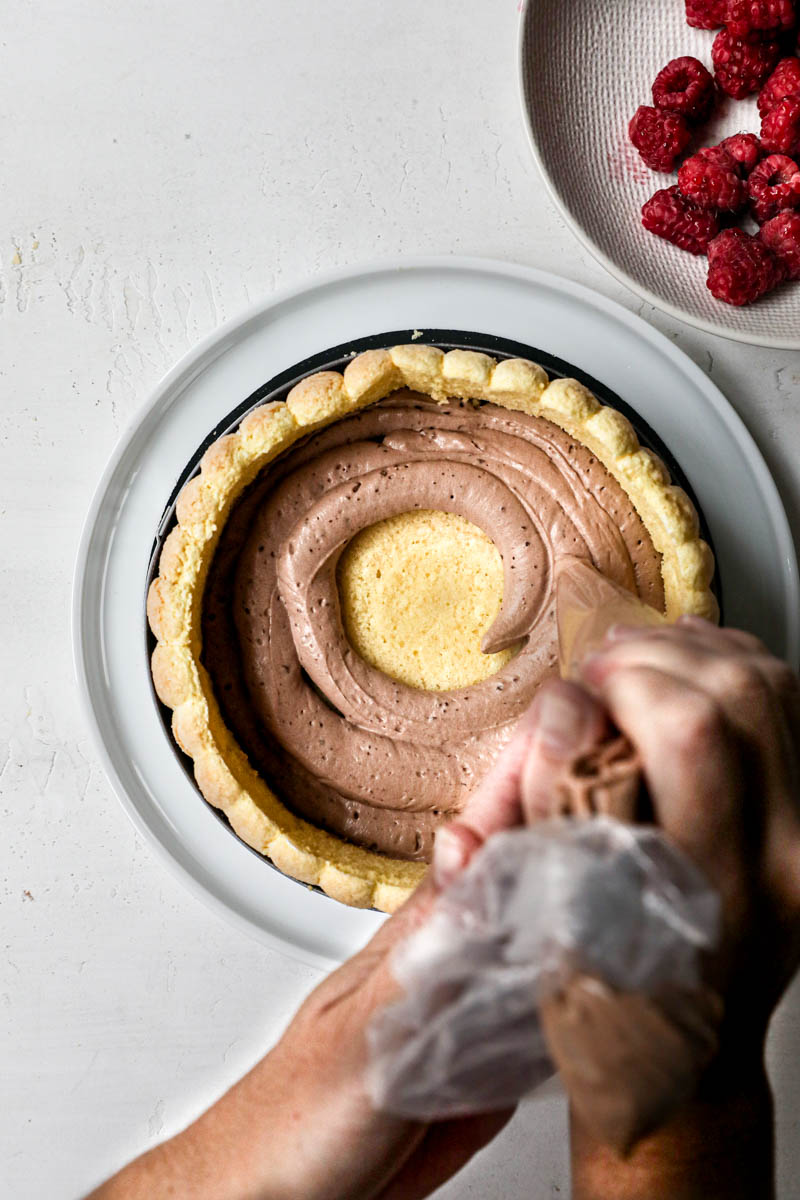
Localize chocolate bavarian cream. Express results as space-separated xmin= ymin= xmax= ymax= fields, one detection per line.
xmin=202 ymin=390 xmax=665 ymax=863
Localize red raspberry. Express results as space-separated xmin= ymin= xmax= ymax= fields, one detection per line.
xmin=760 ymin=210 xmax=800 ymax=277
xmin=707 ymin=228 xmax=786 ymax=304
xmin=652 ymin=57 xmax=717 ymax=123
xmin=678 ymin=147 xmax=748 ymax=211
xmin=761 ymin=95 xmax=800 ymax=154
xmin=712 ymin=30 xmax=781 ymax=99
xmin=686 ymin=0 xmax=726 ymax=27
xmin=758 ymin=57 xmax=800 ymax=119
xmin=747 ymin=153 xmax=800 ymax=221
xmin=723 ymin=0 xmax=796 ymax=37
xmin=628 ymin=106 xmax=692 ymax=172
xmin=641 ymin=186 xmax=722 ymax=254
xmin=719 ymin=132 xmax=764 ymax=174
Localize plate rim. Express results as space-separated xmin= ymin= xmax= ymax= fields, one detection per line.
xmin=72 ymin=253 xmax=800 ymax=963
xmin=515 ymin=0 xmax=800 ymax=351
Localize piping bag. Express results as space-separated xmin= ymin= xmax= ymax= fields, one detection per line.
xmin=367 ymin=558 xmax=723 ymax=1153
xmin=549 ymin=555 xmax=666 ymax=822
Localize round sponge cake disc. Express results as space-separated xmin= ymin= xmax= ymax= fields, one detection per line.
xmin=337 ymin=508 xmax=514 ymax=692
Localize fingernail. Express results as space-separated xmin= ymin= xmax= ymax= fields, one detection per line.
xmin=534 ymin=684 xmax=591 ymax=756
xmin=432 ymin=826 xmax=468 ymax=890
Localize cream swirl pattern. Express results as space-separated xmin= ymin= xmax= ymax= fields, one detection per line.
xmin=202 ymin=393 xmax=664 ymax=863
xmin=147 ymin=345 xmax=717 ymax=911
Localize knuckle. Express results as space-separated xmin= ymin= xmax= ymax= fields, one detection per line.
xmin=710 ymin=657 xmax=765 ymax=702
xmin=762 ymin=660 xmax=800 ymax=700
xmin=735 ymin=631 xmax=769 ymax=655
xmin=663 ymin=694 xmax=728 ymax=758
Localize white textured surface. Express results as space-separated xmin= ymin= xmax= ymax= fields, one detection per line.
xmin=2 ymin=1 xmax=800 ymax=1198
xmin=521 ymin=0 xmax=800 ymax=346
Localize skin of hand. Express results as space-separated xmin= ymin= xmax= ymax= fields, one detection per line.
xmin=435 ymin=617 xmax=800 ymax=1200
xmin=563 ymin=617 xmax=800 ymax=1200
xmin=88 ymin=693 xmax=604 ymax=1200
xmin=89 ymin=618 xmax=800 ymax=1200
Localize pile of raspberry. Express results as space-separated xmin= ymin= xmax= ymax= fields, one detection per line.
xmin=628 ymin=0 xmax=800 ymax=306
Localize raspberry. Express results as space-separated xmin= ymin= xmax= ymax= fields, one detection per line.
xmin=761 ymin=95 xmax=800 ymax=154
xmin=760 ymin=210 xmax=800 ymax=277
xmin=628 ymin=106 xmax=692 ymax=172
xmin=758 ymin=57 xmax=800 ymax=119
xmin=723 ymin=0 xmax=796 ymax=37
xmin=712 ymin=31 xmax=781 ymax=99
xmin=747 ymin=153 xmax=800 ymax=221
xmin=641 ymin=186 xmax=722 ymax=254
xmin=719 ymin=132 xmax=763 ymax=174
xmin=686 ymin=0 xmax=726 ymax=27
xmin=678 ymin=147 xmax=748 ymax=211
xmin=707 ymin=229 xmax=786 ymax=304
xmin=652 ymin=57 xmax=716 ymax=123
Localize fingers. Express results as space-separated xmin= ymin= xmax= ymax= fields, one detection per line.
xmin=454 ymin=700 xmax=544 ymax=837
xmin=518 ymin=681 xmax=609 ymax=824
xmin=583 ymin=623 xmax=800 ymax=798
xmin=584 ymin=623 xmax=796 ymax=734
xmin=429 ymin=702 xmax=541 ymax=889
xmin=581 ymin=620 xmax=800 ymax=931
xmin=609 ymin=615 xmax=766 ymax=656
xmin=676 ymin=614 xmax=768 ymax=655
xmin=586 ymin=625 xmax=756 ymax=694
xmin=374 ymin=686 xmax=605 ymax=951
xmin=580 ymin=659 xmax=749 ymax=901
xmin=587 ymin=662 xmax=740 ymax=816
xmin=431 ymin=823 xmax=484 ymax=890
xmin=432 ymin=682 xmax=607 ymax=888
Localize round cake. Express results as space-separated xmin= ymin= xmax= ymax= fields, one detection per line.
xmin=147 ymin=345 xmax=717 ymax=911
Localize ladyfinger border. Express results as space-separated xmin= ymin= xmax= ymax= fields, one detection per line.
xmin=146 ymin=345 xmax=718 ymax=913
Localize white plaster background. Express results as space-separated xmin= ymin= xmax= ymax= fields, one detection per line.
xmin=2 ymin=1 xmax=799 ymax=1197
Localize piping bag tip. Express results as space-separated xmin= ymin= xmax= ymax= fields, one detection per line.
xmin=547 ymin=558 xmax=661 ymax=826
xmin=555 ymin=557 xmax=667 ymax=682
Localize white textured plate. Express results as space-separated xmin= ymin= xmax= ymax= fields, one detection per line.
xmin=73 ymin=257 xmax=799 ymax=969
xmin=518 ymin=0 xmax=800 ymax=347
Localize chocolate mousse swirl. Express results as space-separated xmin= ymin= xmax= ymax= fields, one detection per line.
xmin=202 ymin=391 xmax=664 ymax=863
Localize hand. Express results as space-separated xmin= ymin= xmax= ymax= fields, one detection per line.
xmin=438 ymin=617 xmax=800 ymax=1200
xmin=90 ymin=691 xmax=611 ymax=1200
xmin=441 ymin=617 xmax=800 ymax=1050
xmin=90 ymin=618 xmax=800 ymax=1200
xmin=579 ymin=617 xmax=800 ymax=1037
xmin=564 ymin=617 xmax=800 ymax=1199
xmin=253 ymin=690 xmax=617 ymax=1200
xmin=89 ymin=707 xmax=572 ymax=1200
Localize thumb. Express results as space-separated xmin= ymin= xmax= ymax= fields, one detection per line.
xmin=432 ymin=682 xmax=608 ymax=890
xmin=520 ymin=679 xmax=608 ymax=823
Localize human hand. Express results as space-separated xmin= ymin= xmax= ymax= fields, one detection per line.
xmin=91 ymin=702 xmax=587 ymax=1200
xmin=441 ymin=616 xmax=800 ymax=1050
xmin=87 ymin=871 xmax=515 ymax=1200
xmin=434 ymin=617 xmax=800 ymax=1200
xmin=90 ymin=618 xmax=800 ymax=1200
xmin=249 ymin=692 xmax=620 ymax=1200
xmin=578 ymin=617 xmax=800 ymax=1040
xmin=558 ymin=617 xmax=800 ymax=1199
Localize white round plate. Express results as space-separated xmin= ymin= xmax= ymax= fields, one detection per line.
xmin=73 ymin=257 xmax=799 ymax=968
xmin=518 ymin=0 xmax=800 ymax=348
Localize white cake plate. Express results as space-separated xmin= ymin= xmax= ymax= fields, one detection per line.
xmin=73 ymin=258 xmax=800 ymax=969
